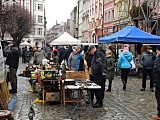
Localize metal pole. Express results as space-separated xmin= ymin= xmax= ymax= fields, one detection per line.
xmin=102 ymin=0 xmax=104 ymax=37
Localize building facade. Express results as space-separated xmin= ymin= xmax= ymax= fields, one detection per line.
xmin=103 ymin=0 xmax=114 ymax=36
xmin=76 ymin=0 xmax=83 ymax=41
xmin=46 ymin=23 xmax=59 ymax=42
xmin=89 ymin=0 xmax=103 ymax=43
xmin=31 ymin=0 xmax=46 ymax=47
xmin=70 ymin=7 xmax=77 ymax=38
xmin=2 ymin=0 xmax=46 ymax=48
xmin=46 ymin=20 xmax=70 ymax=42
xmin=82 ymin=0 xmax=90 ymax=43
xmin=113 ymin=0 xmax=130 ymax=32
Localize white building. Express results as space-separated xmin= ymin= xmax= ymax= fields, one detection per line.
xmin=82 ymin=0 xmax=89 ymax=43
xmin=2 ymin=0 xmax=46 ymax=48
xmin=77 ymin=0 xmax=83 ymax=41
xmin=31 ymin=0 xmax=46 ymax=48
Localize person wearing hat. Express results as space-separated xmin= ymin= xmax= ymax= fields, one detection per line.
xmin=3 ymin=42 xmax=20 ymax=94
xmin=88 ymin=45 xmax=107 ymax=108
xmin=152 ymin=45 xmax=160 ymax=119
xmin=68 ymin=48 xmax=78 ymax=71
xmin=140 ymin=45 xmax=156 ymax=92
xmin=33 ymin=48 xmax=48 ymax=65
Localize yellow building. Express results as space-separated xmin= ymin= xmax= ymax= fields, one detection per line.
xmin=113 ymin=0 xmax=131 ymax=32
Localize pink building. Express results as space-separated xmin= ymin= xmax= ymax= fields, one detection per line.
xmin=89 ymin=0 xmax=103 ymax=43
xmin=103 ymin=0 xmax=114 ymax=36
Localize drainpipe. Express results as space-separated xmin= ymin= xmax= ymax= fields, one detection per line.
xmin=77 ymin=1 xmax=79 ymax=39
xmin=102 ymin=0 xmax=104 ymax=37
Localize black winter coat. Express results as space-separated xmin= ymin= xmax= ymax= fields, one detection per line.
xmin=91 ymin=50 xmax=107 ymax=76
xmin=153 ymin=56 xmax=160 ymax=88
xmin=64 ymin=48 xmax=72 ymax=61
xmin=4 ymin=46 xmax=20 ymax=69
xmin=140 ymin=51 xmax=156 ymax=69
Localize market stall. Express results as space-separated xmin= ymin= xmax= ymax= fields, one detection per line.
xmin=50 ymin=32 xmax=81 ymax=45
xmin=99 ymin=26 xmax=160 ymax=77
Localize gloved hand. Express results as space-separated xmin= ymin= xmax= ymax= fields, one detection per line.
xmin=96 ymin=58 xmax=101 ymax=63
xmin=102 ymin=72 xmax=107 ymax=76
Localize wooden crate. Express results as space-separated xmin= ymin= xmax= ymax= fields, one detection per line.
xmin=45 ymin=92 xmax=60 ymax=101
xmin=65 ymin=71 xmax=86 ymax=81
xmin=0 ymin=80 xmax=10 ymax=110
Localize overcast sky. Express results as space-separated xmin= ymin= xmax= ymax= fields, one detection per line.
xmin=45 ymin=0 xmax=77 ymax=30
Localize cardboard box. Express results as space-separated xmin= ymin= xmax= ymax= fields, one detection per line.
xmin=45 ymin=92 xmax=60 ymax=101
xmin=66 ymin=71 xmax=86 ymax=81
xmin=40 ymin=70 xmax=59 ymax=80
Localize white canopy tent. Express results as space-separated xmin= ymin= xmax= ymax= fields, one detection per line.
xmin=20 ymin=40 xmax=31 ymax=46
xmin=50 ymin=32 xmax=81 ymax=45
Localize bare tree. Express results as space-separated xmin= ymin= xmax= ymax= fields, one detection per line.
xmin=0 ymin=4 xmax=33 ymax=45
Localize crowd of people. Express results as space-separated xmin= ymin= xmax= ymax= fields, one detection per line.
xmin=3 ymin=41 xmax=160 ymax=119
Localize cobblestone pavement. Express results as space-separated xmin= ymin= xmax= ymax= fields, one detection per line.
xmin=10 ymin=61 xmax=157 ymax=120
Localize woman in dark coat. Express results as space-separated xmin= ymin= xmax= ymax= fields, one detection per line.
xmin=152 ymin=45 xmax=160 ymax=119
xmin=106 ymin=49 xmax=115 ymax=92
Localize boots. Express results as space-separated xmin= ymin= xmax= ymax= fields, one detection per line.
xmin=106 ymin=80 xmax=112 ymax=92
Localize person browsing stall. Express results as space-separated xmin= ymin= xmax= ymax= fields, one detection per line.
xmin=88 ymin=45 xmax=107 ymax=108
xmin=3 ymin=42 xmax=20 ymax=94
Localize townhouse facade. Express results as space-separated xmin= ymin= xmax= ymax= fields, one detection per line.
xmin=103 ymin=0 xmax=114 ymax=36
xmin=46 ymin=20 xmax=70 ymax=42
xmin=89 ymin=0 xmax=103 ymax=43
xmin=70 ymin=7 xmax=77 ymax=38
xmin=77 ymin=0 xmax=83 ymax=41
xmin=82 ymin=0 xmax=90 ymax=43
xmin=113 ymin=0 xmax=130 ymax=32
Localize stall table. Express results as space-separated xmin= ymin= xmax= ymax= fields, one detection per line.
xmin=65 ymin=81 xmax=101 ymax=119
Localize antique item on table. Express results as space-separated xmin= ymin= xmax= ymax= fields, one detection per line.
xmin=40 ymin=70 xmax=59 ymax=80
xmin=30 ymin=72 xmax=36 ymax=79
xmin=64 ymin=79 xmax=75 ymax=85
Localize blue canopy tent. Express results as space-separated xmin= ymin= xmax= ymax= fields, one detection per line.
xmin=99 ymin=26 xmax=160 ymax=43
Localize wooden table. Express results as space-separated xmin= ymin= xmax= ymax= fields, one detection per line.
xmin=64 ymin=82 xmax=101 ymax=119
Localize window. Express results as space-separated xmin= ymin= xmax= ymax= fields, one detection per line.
xmin=34 ymin=3 xmax=36 ymax=10
xmin=37 ymin=28 xmax=42 ymax=35
xmin=34 ymin=15 xmax=36 ymax=22
xmin=25 ymin=3 xmax=29 ymax=10
xmin=38 ymin=4 xmax=43 ymax=11
xmin=34 ymin=28 xmax=36 ymax=35
xmin=38 ymin=15 xmax=43 ymax=23
xmin=108 ymin=11 xmax=110 ymax=22
xmin=112 ymin=10 xmax=114 ymax=21
xmin=105 ymin=12 xmax=107 ymax=22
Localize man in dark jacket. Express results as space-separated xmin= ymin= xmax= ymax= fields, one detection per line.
xmin=4 ymin=42 xmax=20 ymax=94
xmin=44 ymin=43 xmax=51 ymax=59
xmin=152 ymin=45 xmax=160 ymax=119
xmin=58 ymin=46 xmax=65 ymax=65
xmin=63 ymin=45 xmax=73 ymax=65
xmin=140 ymin=45 xmax=156 ymax=92
xmin=88 ymin=45 xmax=107 ymax=108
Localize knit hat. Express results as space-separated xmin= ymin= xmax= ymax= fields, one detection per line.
xmin=87 ymin=45 xmax=96 ymax=53
xmin=146 ymin=45 xmax=152 ymax=49
xmin=156 ymin=45 xmax=160 ymax=51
